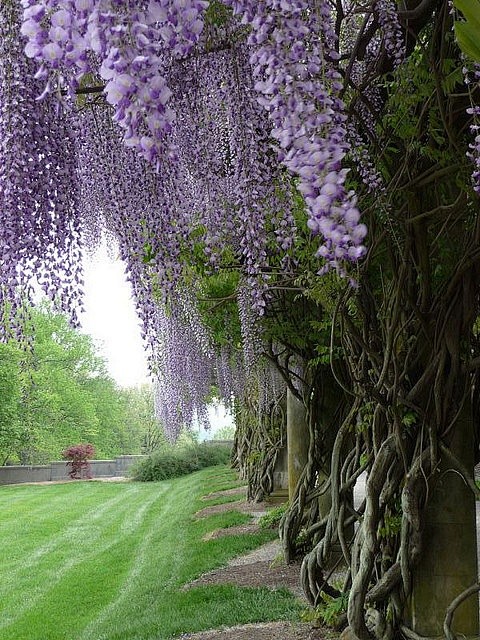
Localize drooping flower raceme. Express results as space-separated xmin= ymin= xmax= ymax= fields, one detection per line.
xmin=347 ymin=123 xmax=385 ymax=195
xmin=21 ymin=0 xmax=209 ymax=164
xmin=153 ymin=289 xmax=215 ymax=441
xmin=463 ymin=63 xmax=480 ymax=195
xmin=0 ymin=1 xmax=83 ymax=335
xmin=225 ymin=0 xmax=367 ymax=274
xmin=376 ymin=0 xmax=405 ymax=67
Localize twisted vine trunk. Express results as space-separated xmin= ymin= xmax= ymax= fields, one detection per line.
xmin=280 ymin=151 xmax=480 ymax=639
xmin=232 ymin=390 xmax=286 ymax=501
xmin=297 ymin=226 xmax=480 ymax=637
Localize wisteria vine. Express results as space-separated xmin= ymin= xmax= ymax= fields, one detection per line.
xmin=0 ymin=0 xmax=83 ymax=336
xmin=463 ymin=62 xmax=480 ymax=194
xmin=0 ymin=0 xmax=475 ymax=425
xmin=224 ymin=0 xmax=368 ymax=272
xmin=21 ymin=0 xmax=209 ymax=163
xmin=2 ymin=1 xmax=480 ymax=636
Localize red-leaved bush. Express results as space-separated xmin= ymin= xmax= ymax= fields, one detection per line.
xmin=62 ymin=443 xmax=95 ymax=479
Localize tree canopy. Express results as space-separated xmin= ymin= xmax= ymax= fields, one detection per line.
xmin=0 ymin=304 xmax=158 ymax=463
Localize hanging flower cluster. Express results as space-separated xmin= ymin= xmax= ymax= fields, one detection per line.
xmin=0 ymin=1 xmax=83 ymax=335
xmin=225 ymin=0 xmax=367 ymax=274
xmin=75 ymin=102 xmax=187 ymax=352
xmin=225 ymin=48 xmax=284 ymax=313
xmin=3 ymin=0 xmax=477 ymax=443
xmin=21 ymin=0 xmax=209 ymax=163
xmin=153 ymin=289 xmax=215 ymax=441
xmin=347 ymin=123 xmax=385 ymax=195
xmin=468 ymin=112 xmax=480 ymax=195
xmin=463 ymin=63 xmax=480 ymax=195
xmin=216 ymin=344 xmax=240 ymax=412
xmin=171 ymin=50 xmax=238 ymax=268
xmin=21 ymin=0 xmax=368 ymax=276
xmin=375 ymin=0 xmax=406 ymax=67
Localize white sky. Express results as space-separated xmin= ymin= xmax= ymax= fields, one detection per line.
xmin=81 ymin=244 xmax=151 ymax=388
xmin=80 ymin=243 xmax=234 ymax=434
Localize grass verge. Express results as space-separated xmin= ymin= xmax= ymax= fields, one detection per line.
xmin=0 ymin=466 xmax=300 ymax=640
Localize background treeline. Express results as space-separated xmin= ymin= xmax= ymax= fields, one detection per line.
xmin=0 ymin=303 xmax=164 ymax=465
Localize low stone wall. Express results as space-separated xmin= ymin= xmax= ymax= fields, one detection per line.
xmin=0 ymin=455 xmax=146 ymax=485
xmin=206 ymin=439 xmax=234 ymax=447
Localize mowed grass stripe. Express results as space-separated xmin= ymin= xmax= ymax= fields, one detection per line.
xmin=0 ymin=483 xmax=148 ymax=579
xmin=0 ymin=483 xmax=169 ymax=631
xmin=0 ymin=481 xmax=169 ymax=636
xmin=73 ymin=472 xmax=296 ymax=640
xmin=0 ymin=482 xmax=142 ymax=563
xmin=0 ymin=468 xmax=300 ymax=640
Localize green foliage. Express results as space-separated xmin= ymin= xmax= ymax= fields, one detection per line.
xmin=197 ymin=270 xmax=241 ymax=348
xmin=316 ymin=591 xmax=349 ymax=627
xmin=401 ymin=410 xmax=417 ymax=429
xmin=379 ymin=39 xmax=470 ymax=196
xmin=258 ymin=502 xmax=288 ymax=530
xmin=379 ymin=496 xmax=403 ymax=539
xmin=213 ymin=423 xmax=236 ymax=440
xmin=121 ymin=384 xmax=166 ymax=453
xmin=130 ymin=442 xmax=232 ymax=481
xmin=205 ymin=0 xmax=232 ymax=27
xmin=301 ymin=591 xmax=349 ymax=628
xmin=0 ymin=343 xmax=27 ymax=464
xmin=0 ymin=303 xmax=155 ymax=464
xmin=359 ymin=452 xmax=369 ymax=468
xmin=383 ymin=44 xmax=446 ymax=161
xmin=356 ymin=402 xmax=375 ymax=434
xmin=299 ymin=270 xmax=348 ymax=315
xmin=378 ymin=512 xmax=402 ymax=539
xmin=453 ymin=0 xmax=480 ymax=61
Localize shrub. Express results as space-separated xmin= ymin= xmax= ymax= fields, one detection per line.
xmin=130 ymin=442 xmax=232 ymax=482
xmin=62 ymin=443 xmax=95 ymax=479
xmin=258 ymin=502 xmax=288 ymax=529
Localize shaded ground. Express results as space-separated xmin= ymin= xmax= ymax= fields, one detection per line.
xmin=186 ymin=540 xmax=304 ymax=598
xmin=177 ymin=620 xmax=330 ymax=640
xmin=177 ymin=487 xmax=339 ymax=640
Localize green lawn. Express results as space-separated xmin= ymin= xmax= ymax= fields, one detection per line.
xmin=0 ymin=467 xmax=300 ymax=640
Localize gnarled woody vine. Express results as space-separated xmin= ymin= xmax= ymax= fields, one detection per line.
xmin=0 ymin=0 xmax=479 ymax=636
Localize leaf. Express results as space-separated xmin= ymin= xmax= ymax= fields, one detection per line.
xmin=453 ymin=0 xmax=480 ymax=31
xmin=453 ymin=0 xmax=480 ymax=61
xmin=455 ymin=22 xmax=480 ymax=61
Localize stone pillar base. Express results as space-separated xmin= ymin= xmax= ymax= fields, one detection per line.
xmin=266 ymin=489 xmax=289 ymax=505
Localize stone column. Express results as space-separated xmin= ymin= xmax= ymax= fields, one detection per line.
xmin=407 ymin=412 xmax=479 ymax=636
xmin=268 ymin=444 xmax=289 ymax=504
xmin=287 ymin=388 xmax=310 ymax=501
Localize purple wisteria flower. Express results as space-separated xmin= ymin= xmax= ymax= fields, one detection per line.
xmin=463 ymin=64 xmax=480 ymax=195
xmin=1 ymin=0 xmax=84 ymax=336
xmin=376 ymin=0 xmax=406 ymax=67
xmin=225 ymin=0 xmax=367 ymax=274
xmin=21 ymin=0 xmax=209 ymax=163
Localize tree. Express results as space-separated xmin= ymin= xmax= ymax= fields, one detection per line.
xmin=0 ymin=343 xmax=28 ymax=464
xmin=0 ymin=304 xmax=152 ymax=463
xmin=213 ymin=424 xmax=235 ymax=440
xmin=19 ymin=305 xmax=106 ymax=462
xmin=121 ymin=384 xmax=167 ymax=454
